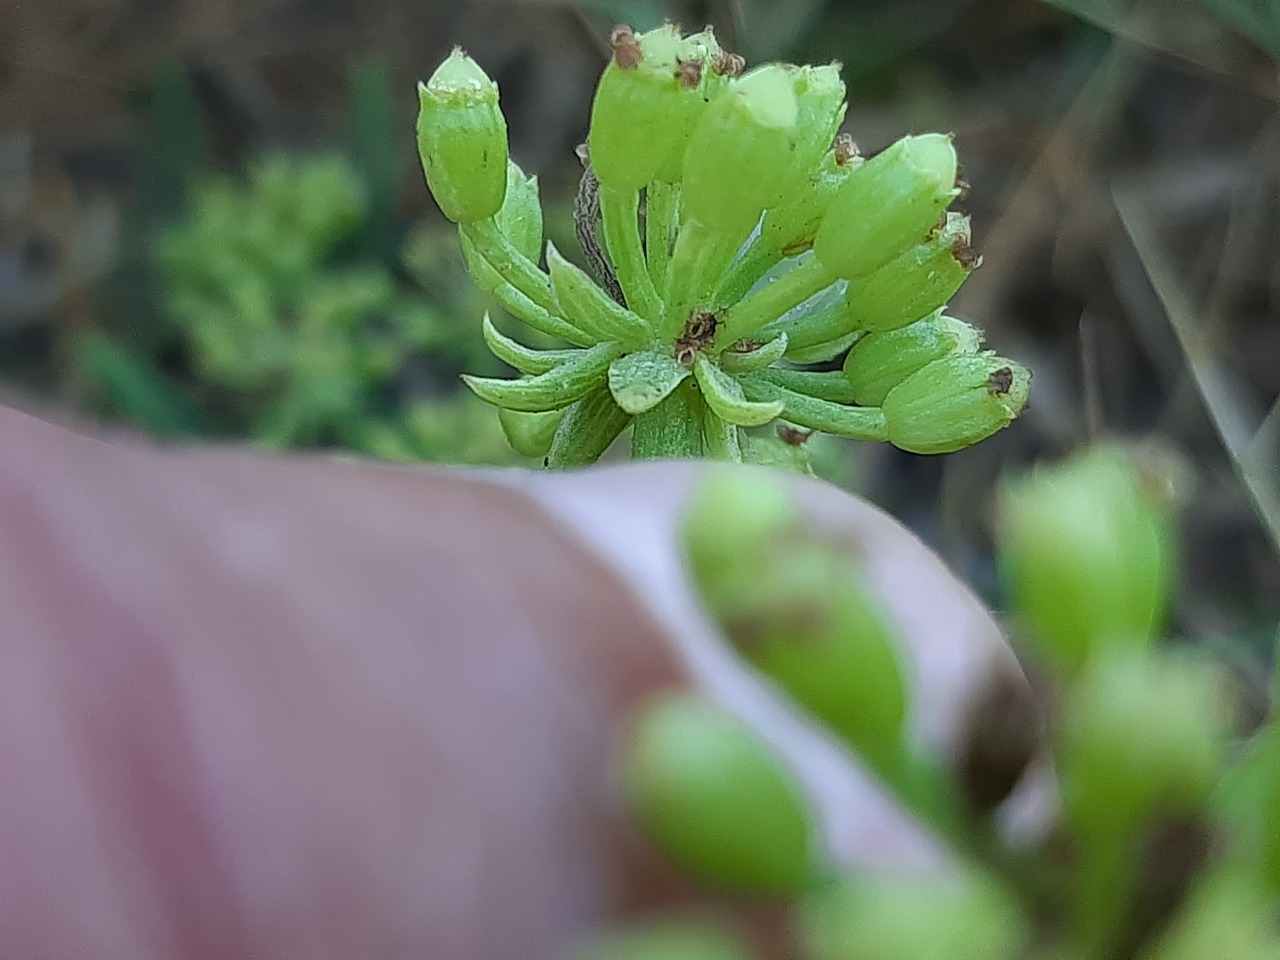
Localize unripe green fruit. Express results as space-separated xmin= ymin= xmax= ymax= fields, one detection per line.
xmin=801 ymin=870 xmax=1028 ymax=960
xmin=813 ymin=133 xmax=959 ymax=279
xmin=843 ymin=312 xmax=982 ymax=406
xmin=1060 ymin=649 xmax=1230 ymax=831
xmin=681 ymin=467 xmax=797 ymax=610
xmin=416 ymin=49 xmax=509 ymax=223
xmin=587 ymin=25 xmax=716 ymax=191
xmin=760 ymin=148 xmax=858 ymax=257
xmin=622 ymin=693 xmax=818 ymax=893
xmin=681 ymin=65 xmax=800 ymax=233
xmin=882 ymin=352 xmax=1030 ymax=454
xmin=996 ymin=445 xmax=1174 ymax=674
xmin=843 ymin=212 xmax=978 ymax=333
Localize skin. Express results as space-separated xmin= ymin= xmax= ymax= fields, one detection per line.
xmin=0 ymin=401 xmax=1037 ymax=959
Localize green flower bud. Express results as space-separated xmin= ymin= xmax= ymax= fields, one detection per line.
xmin=681 ymin=65 xmax=800 ymax=233
xmin=681 ymin=469 xmax=907 ymax=768
xmin=801 ymin=870 xmax=1028 ymax=960
xmin=416 ymin=49 xmax=509 ymax=223
xmin=996 ymin=446 xmax=1175 ymax=674
xmin=1061 ymin=650 xmax=1230 ymax=831
xmin=760 ymin=146 xmax=858 ymax=257
xmin=681 ymin=467 xmax=797 ymax=606
xmin=842 ymin=312 xmax=982 ymax=406
xmin=882 ymin=352 xmax=1030 ymax=454
xmin=843 ymin=212 xmax=979 ymax=333
xmin=813 ymin=133 xmax=960 ymax=279
xmin=587 ymin=25 xmax=715 ymax=191
xmin=622 ymin=692 xmax=818 ymax=893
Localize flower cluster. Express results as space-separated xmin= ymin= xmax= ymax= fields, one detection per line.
xmin=415 ymin=25 xmax=1030 ymax=467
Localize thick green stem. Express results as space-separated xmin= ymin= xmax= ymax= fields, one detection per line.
xmin=461 ymin=217 xmax=558 ymax=316
xmin=662 ymin=220 xmax=748 ymax=339
xmin=600 ymin=186 xmax=663 ymax=322
xmin=631 ymin=379 xmax=705 ymax=459
xmin=645 ymin=180 xmax=679 ymax=291
xmin=714 ymin=238 xmax=783 ymax=307
xmin=716 ymin=256 xmax=836 ymax=346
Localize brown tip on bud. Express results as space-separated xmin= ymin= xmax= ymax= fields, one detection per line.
xmin=610 ymin=25 xmax=643 ymax=69
xmin=987 ymin=366 xmax=1014 ymax=396
xmin=712 ymin=50 xmax=746 ymax=77
xmin=676 ymin=58 xmax=704 ymax=88
xmin=777 ymin=425 xmax=814 ymax=446
xmin=834 ymin=132 xmax=859 ymax=166
xmin=953 ymin=237 xmax=982 ymax=271
xmin=731 ymin=338 xmax=761 ymax=353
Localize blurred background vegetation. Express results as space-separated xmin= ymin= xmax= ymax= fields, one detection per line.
xmin=2 ymin=0 xmax=1278 ymax=653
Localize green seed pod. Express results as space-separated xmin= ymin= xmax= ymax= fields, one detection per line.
xmin=882 ymin=352 xmax=1030 ymax=454
xmin=622 ymin=692 xmax=818 ymax=893
xmin=802 ymin=870 xmax=1027 ymax=960
xmin=495 ymin=160 xmax=542 ymax=261
xmin=497 ymin=408 xmax=564 ymax=458
xmin=1061 ymin=649 xmax=1230 ymax=832
xmin=416 ymin=49 xmax=509 ymax=224
xmin=587 ymin=25 xmax=714 ymax=192
xmin=760 ymin=147 xmax=859 ymax=257
xmin=813 ymin=133 xmax=960 ymax=279
xmin=681 ymin=65 xmax=800 ymax=233
xmin=995 ymin=445 xmax=1175 ymax=674
xmin=843 ymin=312 xmax=982 ymax=406
xmin=844 ymin=212 xmax=979 ymax=332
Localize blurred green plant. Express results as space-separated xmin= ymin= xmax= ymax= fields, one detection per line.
xmin=78 ymin=147 xmax=521 ymax=465
xmin=599 ymin=446 xmax=1280 ymax=959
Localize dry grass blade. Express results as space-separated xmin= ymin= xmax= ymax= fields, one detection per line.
xmin=1113 ymin=185 xmax=1280 ymax=553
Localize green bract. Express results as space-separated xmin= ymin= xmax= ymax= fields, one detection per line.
xmin=415 ymin=25 xmax=1028 ymax=467
xmin=415 ymin=49 xmax=508 ymax=223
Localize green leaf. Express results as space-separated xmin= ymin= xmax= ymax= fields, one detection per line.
xmin=547 ymin=241 xmax=652 ymax=345
xmin=785 ymin=330 xmax=861 ymax=365
xmin=462 ymin=342 xmax=619 ymax=412
xmin=693 ymin=354 xmax=785 ymax=427
xmin=546 ymin=384 xmax=632 ymax=468
xmin=742 ymin=376 xmax=887 ymax=441
xmin=754 ymin=367 xmax=861 ymax=404
xmin=482 ymin=313 xmax=585 ymax=375
xmin=607 ymin=348 xmax=692 ymax=415
xmin=719 ymin=333 xmax=789 ymax=374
